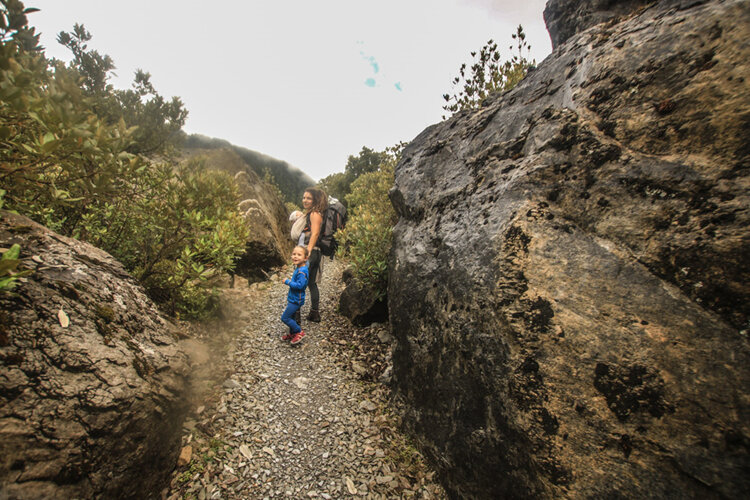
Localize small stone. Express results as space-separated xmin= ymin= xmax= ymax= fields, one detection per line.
xmin=376 ymin=330 xmax=393 ymax=344
xmin=345 ymin=477 xmax=357 ymax=494
xmin=177 ymin=445 xmax=192 ymax=467
xmin=223 ymin=379 xmax=240 ymax=389
xmin=359 ymin=400 xmax=377 ymax=412
xmin=351 ymin=362 xmax=367 ymax=375
xmin=293 ymin=377 xmax=310 ymax=389
xmin=239 ymin=444 xmax=252 ymax=460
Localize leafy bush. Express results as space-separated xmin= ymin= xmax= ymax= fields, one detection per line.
xmin=0 ymin=244 xmax=32 ymax=293
xmin=55 ymin=24 xmax=188 ymax=155
xmin=79 ymin=159 xmax=249 ymax=318
xmin=1 ymin=53 xmax=146 ymax=235
xmin=318 ymin=146 xmax=391 ymax=205
xmin=337 ymin=148 xmax=399 ymax=300
xmin=442 ymin=25 xmax=534 ymax=118
xmin=1 ymin=2 xmax=248 ymax=318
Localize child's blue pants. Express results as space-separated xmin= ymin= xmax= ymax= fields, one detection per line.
xmin=281 ymin=303 xmax=302 ymax=334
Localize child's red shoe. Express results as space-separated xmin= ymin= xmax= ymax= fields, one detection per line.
xmin=280 ymin=333 xmax=293 ymax=341
xmin=290 ymin=330 xmax=305 ymax=345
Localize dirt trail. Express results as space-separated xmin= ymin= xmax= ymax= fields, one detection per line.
xmin=166 ymin=259 xmax=446 ymax=499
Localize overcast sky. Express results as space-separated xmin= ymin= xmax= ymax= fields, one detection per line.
xmin=29 ymin=0 xmax=552 ymax=181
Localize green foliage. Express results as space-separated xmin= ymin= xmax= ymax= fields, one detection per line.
xmin=318 ymin=146 xmax=391 ymax=204
xmin=1 ymin=34 xmax=146 ymax=235
xmin=56 ymin=25 xmax=188 ymax=155
xmin=56 ymin=23 xmax=114 ymax=94
xmin=317 ymin=171 xmax=349 ymax=203
xmin=79 ymin=159 xmax=249 ymax=319
xmin=0 ymin=3 xmax=246 ymax=318
xmin=0 ymin=244 xmax=32 ymax=292
xmin=442 ymin=25 xmax=534 ymax=118
xmin=0 ymin=0 xmax=40 ymax=51
xmin=337 ymin=147 xmax=399 ymax=300
xmin=345 ymin=146 xmax=388 ymax=180
xmin=284 ymin=201 xmax=300 ymax=214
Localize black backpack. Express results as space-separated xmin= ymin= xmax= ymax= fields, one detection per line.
xmin=315 ymin=196 xmax=347 ymax=257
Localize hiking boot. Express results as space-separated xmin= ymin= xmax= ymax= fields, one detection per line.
xmin=307 ymin=310 xmax=321 ymax=322
xmin=280 ymin=332 xmax=293 ymax=341
xmin=290 ymin=330 xmax=305 ymax=345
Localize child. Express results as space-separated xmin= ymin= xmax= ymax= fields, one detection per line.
xmin=281 ymin=245 xmax=309 ymax=344
xmin=289 ymin=210 xmax=306 ymax=246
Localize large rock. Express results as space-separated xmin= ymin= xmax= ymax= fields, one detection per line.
xmin=338 ymin=267 xmax=388 ymax=326
xmin=543 ymin=0 xmax=654 ymax=49
xmin=389 ymin=0 xmax=749 ymax=498
xmin=183 ymin=147 xmax=294 ymax=282
xmin=0 ymin=211 xmax=190 ymax=499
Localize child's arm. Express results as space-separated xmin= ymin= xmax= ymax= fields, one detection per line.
xmin=285 ymin=268 xmax=308 ymax=290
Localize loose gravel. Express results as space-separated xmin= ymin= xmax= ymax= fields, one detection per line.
xmin=165 ymin=259 xmax=446 ymax=499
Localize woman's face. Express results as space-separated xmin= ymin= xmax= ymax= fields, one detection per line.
xmin=302 ymin=191 xmax=313 ymax=210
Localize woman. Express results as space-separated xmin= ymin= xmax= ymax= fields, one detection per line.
xmin=301 ymin=187 xmax=327 ymax=322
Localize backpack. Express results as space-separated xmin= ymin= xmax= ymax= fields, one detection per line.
xmin=312 ymin=196 xmax=347 ymax=257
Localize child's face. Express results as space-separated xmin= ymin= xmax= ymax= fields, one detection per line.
xmin=291 ymin=247 xmax=307 ymax=266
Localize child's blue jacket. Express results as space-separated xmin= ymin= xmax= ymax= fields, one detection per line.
xmin=285 ymin=264 xmax=308 ymax=305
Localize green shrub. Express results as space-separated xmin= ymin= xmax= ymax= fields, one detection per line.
xmin=79 ymin=159 xmax=249 ymax=318
xmin=0 ymin=3 xmax=248 ymax=318
xmin=442 ymin=25 xmax=534 ymax=118
xmin=0 ymin=244 xmax=32 ymax=293
xmin=337 ymin=150 xmax=398 ymax=300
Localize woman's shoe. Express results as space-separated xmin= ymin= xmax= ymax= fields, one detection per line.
xmin=307 ymin=310 xmax=321 ymax=322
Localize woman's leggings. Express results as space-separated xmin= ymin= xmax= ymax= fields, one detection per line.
xmin=307 ymin=249 xmax=321 ymax=311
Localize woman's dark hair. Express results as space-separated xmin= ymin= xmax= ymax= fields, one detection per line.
xmin=304 ymin=187 xmax=328 ymax=214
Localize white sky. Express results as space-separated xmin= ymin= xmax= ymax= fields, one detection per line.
xmin=29 ymin=0 xmax=552 ymax=181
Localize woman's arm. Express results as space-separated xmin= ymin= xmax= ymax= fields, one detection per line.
xmin=307 ymin=211 xmax=323 ymax=254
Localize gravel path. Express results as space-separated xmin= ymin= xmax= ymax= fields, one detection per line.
xmin=166 ymin=260 xmax=446 ymax=499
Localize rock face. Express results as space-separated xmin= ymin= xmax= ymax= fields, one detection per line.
xmin=338 ymin=267 xmax=388 ymax=326
xmin=388 ymin=0 xmax=749 ymax=498
xmin=543 ymin=0 xmax=653 ymax=49
xmin=0 ymin=211 xmax=190 ymax=499
xmin=183 ymin=147 xmax=294 ymax=282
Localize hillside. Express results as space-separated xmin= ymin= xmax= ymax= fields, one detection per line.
xmin=181 ymin=133 xmax=315 ymax=206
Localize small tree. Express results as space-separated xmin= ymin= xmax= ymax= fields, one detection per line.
xmin=317 ymin=171 xmax=349 ymax=203
xmin=1 ymin=5 xmax=244 ymax=319
xmin=337 ymin=145 xmax=401 ymax=300
xmin=57 ymin=25 xmax=188 ymax=155
xmin=442 ymin=25 xmax=534 ymax=118
xmin=0 ymin=0 xmax=41 ymax=51
xmin=56 ymin=24 xmax=114 ymax=94
xmin=318 ymin=146 xmax=390 ymax=204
